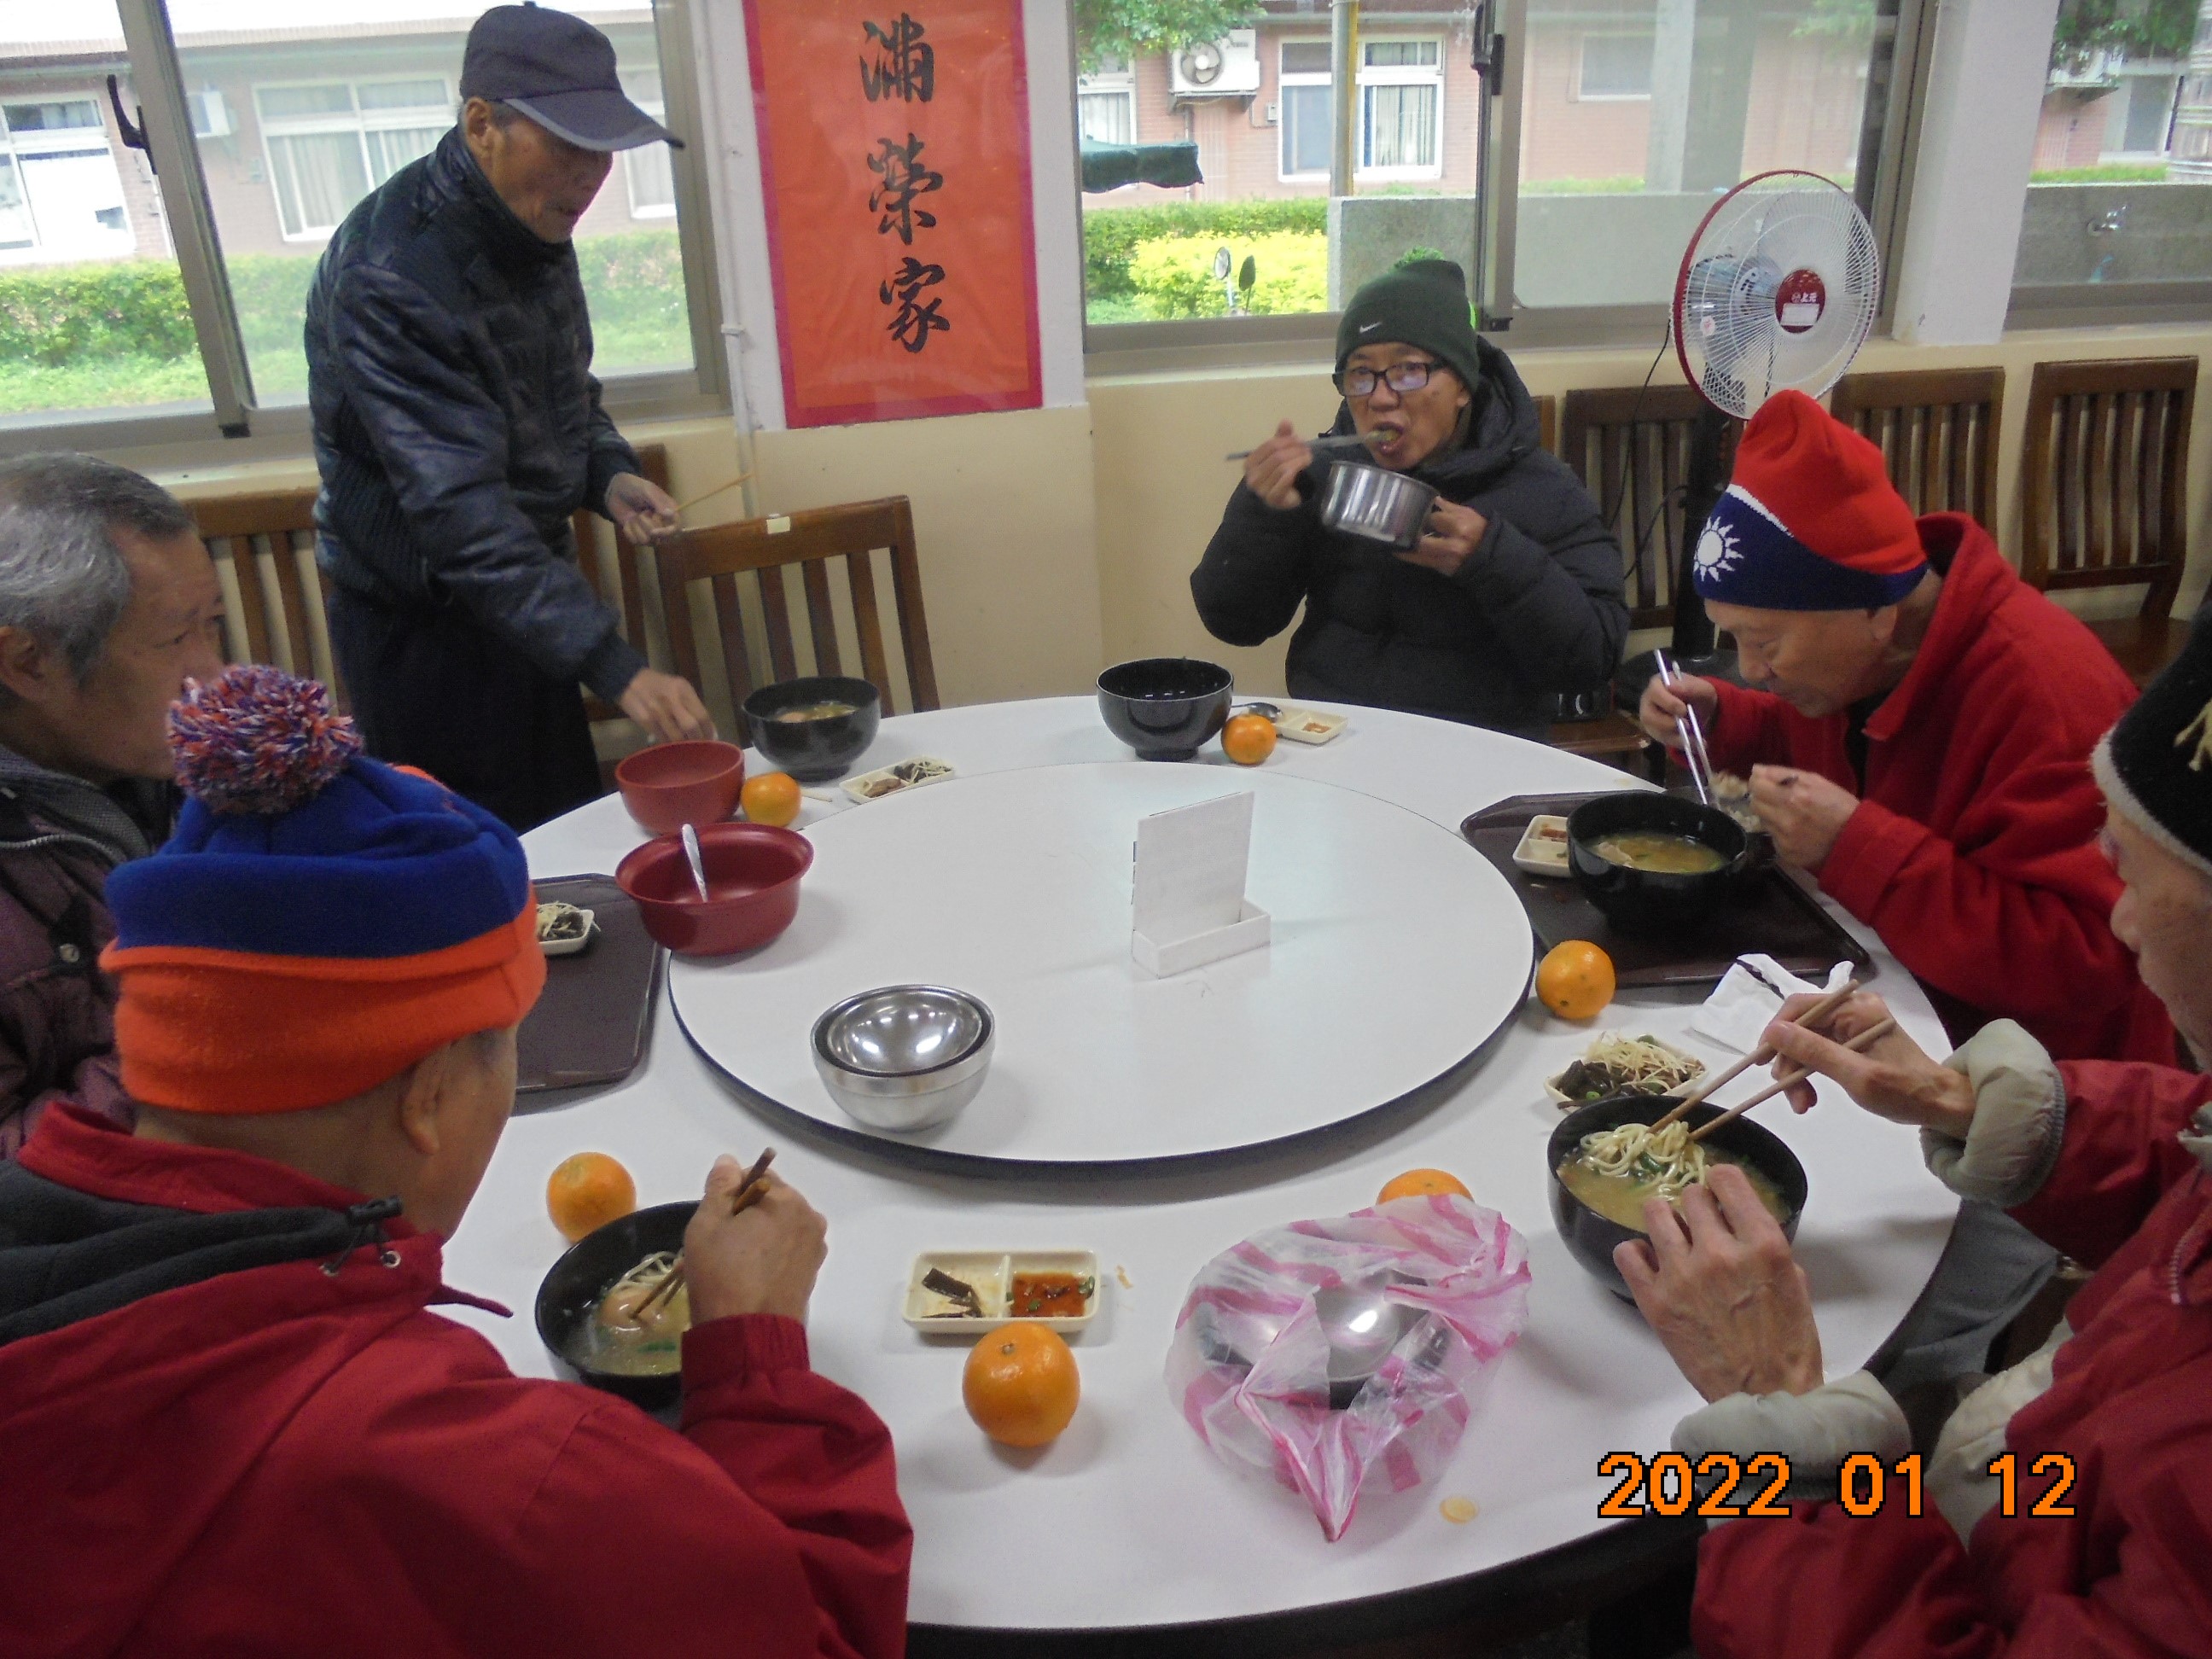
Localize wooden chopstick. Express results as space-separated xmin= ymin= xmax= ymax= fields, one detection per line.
xmin=1650 ymin=977 xmax=1862 ymax=1131
xmin=626 ymin=1147 xmax=777 ymax=1325
xmin=1686 ymin=1017 xmax=1898 ymax=1144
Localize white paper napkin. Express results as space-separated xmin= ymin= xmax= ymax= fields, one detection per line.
xmin=1688 ymin=954 xmax=1854 ymax=1055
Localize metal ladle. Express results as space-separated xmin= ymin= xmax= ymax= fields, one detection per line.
xmin=679 ymin=822 xmax=711 ymax=903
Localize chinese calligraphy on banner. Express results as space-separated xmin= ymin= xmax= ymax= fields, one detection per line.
xmin=743 ymin=0 xmax=1041 ymax=427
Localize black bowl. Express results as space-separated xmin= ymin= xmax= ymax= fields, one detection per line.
xmin=1547 ymin=1093 xmax=1809 ymax=1300
xmin=744 ymin=676 xmax=882 ymax=782
xmin=1565 ymin=791 xmax=1755 ymax=933
xmin=1097 ymin=657 xmax=1234 ymax=761
xmin=536 ymin=1200 xmax=695 ymax=1410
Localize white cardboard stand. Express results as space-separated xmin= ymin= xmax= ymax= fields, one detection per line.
xmin=1130 ymin=791 xmax=1272 ymax=977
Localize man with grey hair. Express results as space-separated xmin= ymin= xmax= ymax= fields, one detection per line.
xmin=0 ymin=453 xmax=224 ymax=1155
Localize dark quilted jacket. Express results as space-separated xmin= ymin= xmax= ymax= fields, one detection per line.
xmin=1190 ymin=340 xmax=1627 ymax=738
xmin=306 ymin=127 xmax=646 ymax=703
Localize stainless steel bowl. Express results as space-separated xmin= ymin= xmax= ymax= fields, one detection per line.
xmin=811 ymin=985 xmax=994 ymax=1132
xmin=1318 ymin=461 xmax=1439 ymax=550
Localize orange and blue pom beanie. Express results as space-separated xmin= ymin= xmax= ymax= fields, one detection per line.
xmin=102 ymin=666 xmax=546 ymax=1115
xmin=1691 ymin=388 xmax=1928 ymax=612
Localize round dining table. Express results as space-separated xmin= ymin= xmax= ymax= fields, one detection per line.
xmin=444 ymin=696 xmax=1961 ymax=1650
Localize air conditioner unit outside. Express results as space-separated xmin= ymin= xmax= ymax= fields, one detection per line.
xmin=1171 ymin=30 xmax=1261 ymax=97
xmin=188 ymin=88 xmax=232 ymax=137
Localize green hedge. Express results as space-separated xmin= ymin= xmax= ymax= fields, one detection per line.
xmin=1084 ymin=199 xmax=1328 ymax=298
xmin=1126 ymin=230 xmax=1328 ymax=318
xmin=0 ymin=229 xmax=686 ymax=370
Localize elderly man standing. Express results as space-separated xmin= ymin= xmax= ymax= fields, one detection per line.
xmin=0 ymin=454 xmax=224 ymax=1155
xmin=0 ymin=667 xmax=911 ymax=1656
xmin=307 ymin=3 xmax=713 ymax=832
xmin=1639 ymin=390 xmax=2168 ymax=1067
xmin=1619 ymin=617 xmax=2212 ymax=1657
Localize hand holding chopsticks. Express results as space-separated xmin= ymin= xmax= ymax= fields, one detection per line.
xmin=1650 ymin=977 xmax=1862 ymax=1132
xmin=626 ymin=1147 xmax=777 ymax=1327
xmin=1686 ymin=1018 xmax=1897 ymax=1143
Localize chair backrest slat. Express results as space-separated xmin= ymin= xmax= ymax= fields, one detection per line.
xmin=1560 ymin=384 xmax=1736 ymax=632
xmin=655 ymin=496 xmax=937 ymax=737
xmin=218 ymin=535 xmax=276 ymax=667
xmin=801 ymin=557 xmax=841 ymax=678
xmin=1828 ymin=367 xmax=2003 ymax=525
xmin=2020 ymin=357 xmax=2195 ymax=619
xmin=846 ymin=546 xmax=895 ymax=695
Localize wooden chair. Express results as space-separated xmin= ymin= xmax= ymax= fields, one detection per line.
xmin=1558 ymin=384 xmax=1739 ymax=634
xmin=1830 ymin=367 xmax=2002 ymax=524
xmin=651 ymin=497 xmax=939 ymax=738
xmin=1533 ymin=393 xmax=1557 ymax=456
xmin=2019 ymin=357 xmax=2197 ymax=687
xmin=189 ymin=486 xmax=342 ymax=708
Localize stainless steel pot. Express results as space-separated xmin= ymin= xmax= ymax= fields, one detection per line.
xmin=1318 ymin=461 xmax=1438 ymax=550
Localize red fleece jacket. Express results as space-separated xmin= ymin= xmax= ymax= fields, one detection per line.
xmin=1699 ymin=515 xmax=2171 ymax=1063
xmin=1691 ymin=1061 xmax=2212 ymax=1659
xmin=0 ymin=1108 xmax=911 ymax=1659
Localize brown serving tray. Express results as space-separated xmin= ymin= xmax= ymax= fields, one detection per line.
xmin=1461 ymin=792 xmax=1874 ymax=989
xmin=515 ymin=875 xmax=662 ymax=1103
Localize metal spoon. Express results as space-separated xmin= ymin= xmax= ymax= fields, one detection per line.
xmin=1312 ymin=1283 xmax=1420 ymax=1394
xmin=1224 ymin=430 xmax=1387 ymax=463
xmin=679 ymin=822 xmax=711 ymax=903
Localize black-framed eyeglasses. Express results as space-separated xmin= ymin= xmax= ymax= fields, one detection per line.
xmin=1336 ymin=359 xmax=1445 ymax=398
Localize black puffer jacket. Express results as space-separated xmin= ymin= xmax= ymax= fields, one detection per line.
xmin=1191 ymin=341 xmax=1627 ymax=737
xmin=306 ymin=128 xmax=645 ymax=702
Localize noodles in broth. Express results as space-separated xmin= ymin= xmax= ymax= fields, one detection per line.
xmin=570 ymin=1250 xmax=690 ymax=1377
xmin=1558 ymin=1121 xmax=1790 ymax=1232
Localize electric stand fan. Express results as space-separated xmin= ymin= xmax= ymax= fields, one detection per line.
xmin=1668 ymin=170 xmax=1881 ymax=656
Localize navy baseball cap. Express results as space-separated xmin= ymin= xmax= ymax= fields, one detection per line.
xmin=460 ymin=3 xmax=681 ymax=152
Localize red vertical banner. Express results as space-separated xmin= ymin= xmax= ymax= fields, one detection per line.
xmin=744 ymin=0 xmax=1041 ymax=427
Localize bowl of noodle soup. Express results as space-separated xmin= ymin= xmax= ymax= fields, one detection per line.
xmin=1546 ymin=1092 xmax=1807 ymax=1300
xmin=1564 ymin=791 xmax=1758 ymax=932
xmin=536 ymin=1200 xmax=696 ymax=1411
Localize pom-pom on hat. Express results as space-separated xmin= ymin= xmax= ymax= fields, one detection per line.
xmin=103 ymin=666 xmax=545 ymax=1115
xmin=2093 ymin=612 xmax=2212 ymax=882
xmin=1691 ymin=389 xmax=1930 ymax=613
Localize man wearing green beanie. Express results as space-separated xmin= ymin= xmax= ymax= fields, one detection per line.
xmin=1192 ymin=259 xmax=1627 ymax=736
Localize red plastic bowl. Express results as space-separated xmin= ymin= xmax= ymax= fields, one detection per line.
xmin=615 ymin=822 xmax=813 ymax=956
xmin=614 ymin=740 xmax=746 ymax=835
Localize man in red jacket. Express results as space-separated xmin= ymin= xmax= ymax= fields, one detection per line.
xmin=1638 ymin=390 xmax=2169 ymax=1067
xmin=1616 ymin=616 xmax=2212 ymax=1657
xmin=0 ymin=666 xmax=910 ymax=1659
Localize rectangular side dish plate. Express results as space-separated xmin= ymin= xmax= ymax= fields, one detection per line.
xmin=1462 ymin=793 xmax=1875 ymax=988
xmin=1272 ymin=705 xmax=1347 ymax=744
xmin=904 ymin=1249 xmax=1099 ymax=1335
xmin=844 ymin=757 xmax=957 ymax=802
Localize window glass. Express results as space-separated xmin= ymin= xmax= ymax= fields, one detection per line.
xmin=1075 ymin=23 xmax=1472 ymax=328
xmin=2012 ymin=0 xmax=2210 ymax=296
xmin=1516 ymin=0 xmax=1890 ymax=311
xmin=0 ymin=0 xmax=207 ymax=422
xmin=175 ymin=0 xmax=696 ymax=405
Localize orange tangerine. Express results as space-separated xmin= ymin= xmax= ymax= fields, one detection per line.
xmin=1377 ymin=1167 xmax=1472 ymax=1205
xmin=546 ymin=1151 xmax=637 ymax=1243
xmin=1535 ymin=940 xmax=1615 ymax=1022
xmin=963 ymin=1321 xmax=1080 ymax=1447
xmin=1221 ymin=713 xmax=1278 ymax=766
xmin=741 ymin=771 xmax=801 ymax=828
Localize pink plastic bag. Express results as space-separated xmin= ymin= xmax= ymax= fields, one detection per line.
xmin=1166 ymin=1194 xmax=1530 ymax=1540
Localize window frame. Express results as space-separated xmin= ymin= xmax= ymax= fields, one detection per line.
xmin=1086 ymin=0 xmax=1942 ymax=365
xmin=0 ymin=0 xmax=727 ymax=455
xmin=1076 ymin=57 xmax=1137 ymax=148
xmin=1574 ymin=32 xmax=1654 ymax=102
xmin=0 ymin=93 xmax=135 ymax=261
xmin=254 ymin=77 xmax=454 ymax=242
xmin=1276 ymin=34 xmax=1444 ymax=185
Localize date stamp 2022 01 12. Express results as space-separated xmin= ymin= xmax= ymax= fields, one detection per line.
xmin=1596 ymin=1451 xmax=2080 ymax=1520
